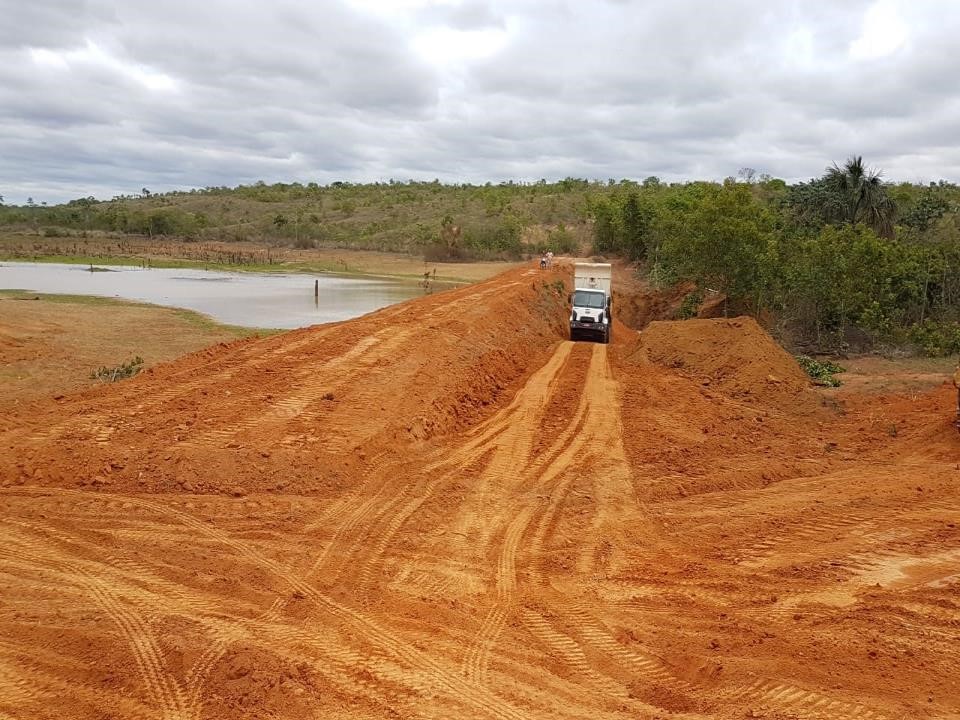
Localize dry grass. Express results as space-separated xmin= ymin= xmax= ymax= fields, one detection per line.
xmin=0 ymin=292 xmax=262 ymax=410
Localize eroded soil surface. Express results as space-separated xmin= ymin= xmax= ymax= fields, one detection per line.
xmin=0 ymin=293 xmax=260 ymax=413
xmin=0 ymin=265 xmax=958 ymax=719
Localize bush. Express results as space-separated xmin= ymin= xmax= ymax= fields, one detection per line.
xmin=676 ymin=289 xmax=704 ymax=320
xmin=796 ymin=355 xmax=846 ymax=387
xmin=423 ymin=242 xmax=473 ymax=262
xmin=462 ymin=217 xmax=524 ymax=258
xmin=546 ymin=224 xmax=578 ymax=254
xmin=907 ymin=321 xmax=960 ymax=356
xmin=90 ymin=356 xmax=144 ymax=382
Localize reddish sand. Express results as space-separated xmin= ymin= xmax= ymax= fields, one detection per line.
xmin=0 ymin=263 xmax=957 ymax=719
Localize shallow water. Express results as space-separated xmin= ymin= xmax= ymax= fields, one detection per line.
xmin=0 ymin=262 xmax=423 ymax=329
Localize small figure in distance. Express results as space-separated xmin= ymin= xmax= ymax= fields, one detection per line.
xmin=547 ymin=250 xmax=554 ymax=268
xmin=540 ymin=252 xmax=547 ymax=270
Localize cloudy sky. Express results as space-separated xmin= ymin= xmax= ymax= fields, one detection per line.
xmin=1 ymin=0 xmax=958 ymax=204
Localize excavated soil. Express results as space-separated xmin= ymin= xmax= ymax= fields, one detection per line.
xmin=0 ymin=263 xmax=958 ymax=719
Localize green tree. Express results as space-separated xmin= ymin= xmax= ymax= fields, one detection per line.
xmin=826 ymin=156 xmax=896 ymax=237
xmin=590 ymin=199 xmax=617 ymax=253
xmin=621 ymin=192 xmax=649 ymax=260
xmin=901 ymin=185 xmax=952 ymax=231
xmin=654 ymin=182 xmax=777 ymax=313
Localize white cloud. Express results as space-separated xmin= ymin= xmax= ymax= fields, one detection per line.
xmin=1 ymin=0 xmax=959 ymax=204
xmin=411 ymin=26 xmax=509 ymax=64
xmin=849 ymin=0 xmax=908 ymax=60
xmin=29 ymin=39 xmax=178 ymax=92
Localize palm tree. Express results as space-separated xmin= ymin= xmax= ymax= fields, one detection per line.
xmin=823 ymin=156 xmax=896 ymax=238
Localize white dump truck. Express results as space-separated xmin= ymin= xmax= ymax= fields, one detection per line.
xmin=569 ymin=262 xmax=612 ymax=344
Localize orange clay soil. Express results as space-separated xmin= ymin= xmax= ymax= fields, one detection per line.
xmin=0 ymin=262 xmax=958 ymax=719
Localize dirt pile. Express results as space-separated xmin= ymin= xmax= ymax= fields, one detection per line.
xmin=0 ymin=266 xmax=570 ymax=495
xmin=0 ymin=265 xmax=958 ymax=720
xmin=639 ymin=316 xmax=815 ymax=407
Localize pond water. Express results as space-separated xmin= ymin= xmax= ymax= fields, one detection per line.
xmin=0 ymin=262 xmax=424 ymax=329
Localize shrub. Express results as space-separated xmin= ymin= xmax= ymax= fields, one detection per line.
xmin=462 ymin=217 xmax=523 ymax=259
xmin=907 ymin=321 xmax=960 ymax=356
xmin=91 ymin=356 xmax=144 ymax=382
xmin=677 ymin=289 xmax=704 ymax=320
xmin=796 ymin=355 xmax=846 ymax=387
xmin=546 ymin=224 xmax=578 ymax=254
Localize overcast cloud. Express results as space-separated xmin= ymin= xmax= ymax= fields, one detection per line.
xmin=1 ymin=0 xmax=959 ymax=203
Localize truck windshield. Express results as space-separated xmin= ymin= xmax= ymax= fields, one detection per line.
xmin=572 ymin=290 xmax=605 ymax=308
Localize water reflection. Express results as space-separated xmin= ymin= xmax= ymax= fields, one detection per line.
xmin=0 ymin=262 xmax=423 ymax=329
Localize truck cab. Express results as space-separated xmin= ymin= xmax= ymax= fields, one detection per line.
xmin=569 ymin=263 xmax=612 ymax=344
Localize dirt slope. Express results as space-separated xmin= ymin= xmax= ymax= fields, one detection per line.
xmin=0 ymin=264 xmax=958 ymax=720
xmin=1 ymin=266 xmax=569 ymax=494
xmin=640 ymin=316 xmax=816 ymax=406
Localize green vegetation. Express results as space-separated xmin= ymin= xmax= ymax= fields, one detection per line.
xmin=90 ymin=356 xmax=144 ymax=382
xmin=0 ymin=179 xmax=594 ymax=261
xmin=588 ymin=159 xmax=960 ymax=355
xmin=676 ymin=289 xmax=704 ymax=320
xmin=796 ymin=356 xmax=847 ymax=387
xmin=4 ymin=161 xmax=960 ymax=354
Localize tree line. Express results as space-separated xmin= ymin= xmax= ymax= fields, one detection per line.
xmin=589 ymin=158 xmax=960 ymax=354
xmin=3 ymin=163 xmax=960 ymax=353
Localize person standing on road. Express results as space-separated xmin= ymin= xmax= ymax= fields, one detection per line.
xmin=540 ymin=252 xmax=547 ymax=270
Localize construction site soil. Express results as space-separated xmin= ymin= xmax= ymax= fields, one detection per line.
xmin=0 ymin=264 xmax=958 ymax=719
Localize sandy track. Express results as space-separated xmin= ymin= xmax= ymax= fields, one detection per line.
xmin=0 ymin=265 xmax=958 ymax=718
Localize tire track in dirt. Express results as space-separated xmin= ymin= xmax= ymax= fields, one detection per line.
xmin=351 ymin=343 xmax=592 ymax=599
xmin=1 ymin=506 xmax=427 ymax=718
xmin=724 ymin=679 xmax=890 ymax=719
xmin=0 ymin=531 xmax=190 ymax=720
xmin=462 ymin=343 xmax=675 ymax=699
xmin=182 ymin=597 xmax=286 ymax=717
xmin=458 ymin=343 xmax=593 ymax=684
xmin=17 ymin=489 xmax=534 ymax=720
xmin=301 ymin=341 xmax=576 ymax=600
xmin=177 ymin=329 xmax=406 ymax=449
xmin=504 ymin=348 xmax=708 ymax=713
xmin=20 ymin=270 xmax=529 ymax=452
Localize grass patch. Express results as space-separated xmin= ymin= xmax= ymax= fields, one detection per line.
xmin=0 ymin=290 xmax=277 ymax=337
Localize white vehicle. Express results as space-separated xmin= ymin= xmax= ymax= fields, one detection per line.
xmin=569 ymin=262 xmax=612 ymax=343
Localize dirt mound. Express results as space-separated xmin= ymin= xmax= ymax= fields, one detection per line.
xmin=639 ymin=316 xmax=814 ymax=406
xmin=0 ymin=266 xmax=571 ymax=495
xmin=1 ymin=264 xmax=958 ymax=719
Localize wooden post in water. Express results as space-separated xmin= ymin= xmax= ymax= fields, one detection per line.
xmin=314 ymin=278 xmax=319 ymax=307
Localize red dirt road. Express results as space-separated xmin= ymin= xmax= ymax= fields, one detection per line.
xmin=0 ymin=265 xmax=958 ymax=719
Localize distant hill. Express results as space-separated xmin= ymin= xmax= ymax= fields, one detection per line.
xmin=0 ymin=179 xmax=614 ymax=259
